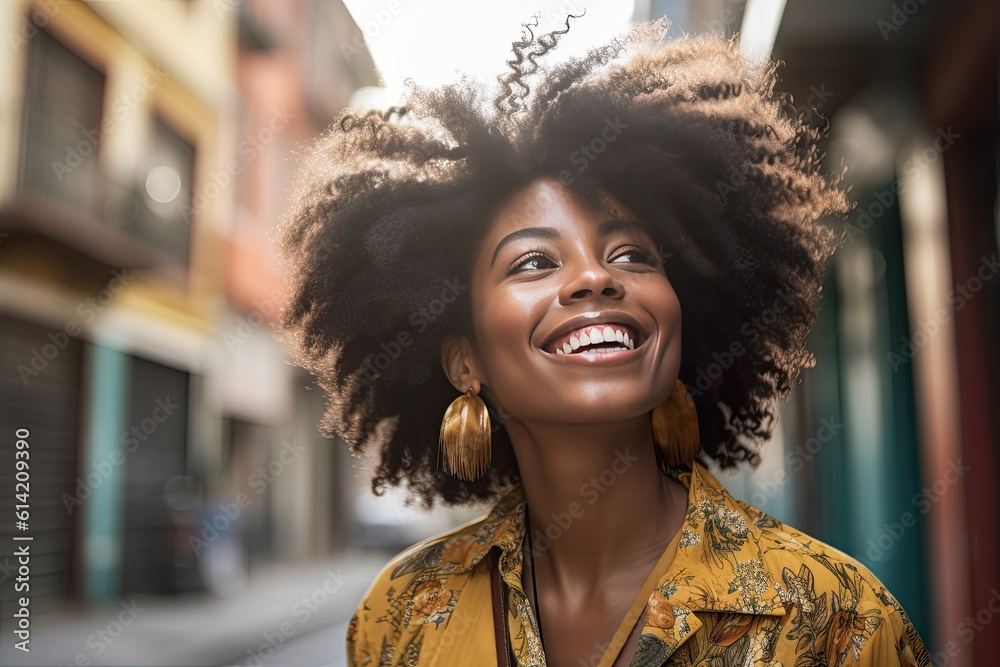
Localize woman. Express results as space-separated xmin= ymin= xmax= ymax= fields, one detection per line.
xmin=276 ymin=17 xmax=930 ymax=667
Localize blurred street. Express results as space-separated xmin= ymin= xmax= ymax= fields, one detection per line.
xmin=0 ymin=548 xmax=392 ymax=666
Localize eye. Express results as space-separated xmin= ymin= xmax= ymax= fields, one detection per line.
xmin=610 ymin=245 xmax=656 ymax=266
xmin=508 ymin=251 xmax=558 ymax=275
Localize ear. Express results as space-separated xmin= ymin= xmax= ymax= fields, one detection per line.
xmin=441 ymin=334 xmax=483 ymax=394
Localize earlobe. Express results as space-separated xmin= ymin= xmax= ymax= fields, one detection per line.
xmin=440 ymin=334 xmax=481 ymax=393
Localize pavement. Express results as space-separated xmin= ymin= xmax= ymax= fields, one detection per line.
xmin=0 ymin=548 xmax=393 ymax=667
xmin=235 ymin=623 xmax=351 ymax=667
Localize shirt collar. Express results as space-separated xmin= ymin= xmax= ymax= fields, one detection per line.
xmin=653 ymin=462 xmax=787 ymax=616
xmin=433 ymin=460 xmax=787 ymax=619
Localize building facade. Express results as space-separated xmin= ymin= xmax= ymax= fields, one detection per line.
xmin=0 ymin=0 xmax=384 ymax=609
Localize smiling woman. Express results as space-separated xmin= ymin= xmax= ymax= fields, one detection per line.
xmin=275 ymin=16 xmax=930 ymax=667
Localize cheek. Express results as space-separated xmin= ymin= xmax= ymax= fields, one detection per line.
xmin=647 ymin=278 xmax=683 ymax=365
xmin=631 ymin=271 xmax=681 ymax=331
xmin=651 ymin=276 xmax=681 ymax=322
xmin=471 ymin=283 xmax=543 ymax=374
xmin=661 ymin=284 xmax=682 ymax=329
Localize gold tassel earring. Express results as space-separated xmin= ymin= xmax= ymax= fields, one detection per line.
xmin=439 ymin=385 xmax=492 ymax=481
xmin=651 ymin=378 xmax=701 ymax=468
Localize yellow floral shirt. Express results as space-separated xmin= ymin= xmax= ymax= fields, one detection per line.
xmin=346 ymin=462 xmax=931 ymax=666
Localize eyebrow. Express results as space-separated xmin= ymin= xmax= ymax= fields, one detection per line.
xmin=490 ymin=217 xmax=653 ymax=267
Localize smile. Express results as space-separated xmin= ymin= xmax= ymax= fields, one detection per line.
xmin=542 ymin=322 xmax=648 ymax=356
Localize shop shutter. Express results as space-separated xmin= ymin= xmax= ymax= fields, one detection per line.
xmin=0 ymin=315 xmax=82 ymax=604
xmin=120 ymin=356 xmax=189 ymax=595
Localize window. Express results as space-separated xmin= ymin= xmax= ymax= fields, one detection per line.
xmin=19 ymin=29 xmax=105 ymax=214
xmin=129 ymin=119 xmax=196 ymax=267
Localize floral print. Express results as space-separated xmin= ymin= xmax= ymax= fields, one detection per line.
xmin=648 ymin=590 xmax=677 ymax=629
xmin=346 ymin=462 xmax=931 ymax=666
xmin=410 ymin=580 xmax=450 ymax=624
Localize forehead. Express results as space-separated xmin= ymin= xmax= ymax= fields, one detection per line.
xmin=487 ymin=176 xmax=626 ymax=236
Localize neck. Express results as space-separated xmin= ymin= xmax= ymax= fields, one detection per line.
xmin=507 ymin=415 xmax=686 ymax=592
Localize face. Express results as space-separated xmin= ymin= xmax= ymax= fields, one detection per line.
xmin=449 ymin=176 xmax=682 ymax=427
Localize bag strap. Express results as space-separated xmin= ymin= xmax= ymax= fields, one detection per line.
xmin=489 ymin=546 xmax=512 ymax=667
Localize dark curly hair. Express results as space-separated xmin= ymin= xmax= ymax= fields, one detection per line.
xmin=274 ymin=17 xmax=851 ymax=510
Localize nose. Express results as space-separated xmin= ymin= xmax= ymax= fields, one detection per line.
xmin=557 ymin=255 xmax=625 ymax=305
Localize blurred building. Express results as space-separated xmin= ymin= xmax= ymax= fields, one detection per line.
xmin=637 ymin=0 xmax=999 ymax=664
xmin=0 ymin=0 xmax=450 ymax=622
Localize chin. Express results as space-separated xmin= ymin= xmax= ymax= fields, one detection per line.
xmin=533 ymin=397 xmax=658 ymax=425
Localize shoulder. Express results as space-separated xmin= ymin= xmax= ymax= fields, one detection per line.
xmin=737 ymin=496 xmax=892 ymax=607
xmin=360 ymin=510 xmax=492 ymax=612
xmin=688 ymin=464 xmax=918 ymax=635
xmin=735 ymin=498 xmax=930 ymax=664
xmin=346 ymin=510 xmax=496 ymax=663
xmin=680 ymin=463 xmax=930 ymax=664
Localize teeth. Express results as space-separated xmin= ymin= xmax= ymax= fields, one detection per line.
xmin=551 ymin=325 xmax=641 ymax=354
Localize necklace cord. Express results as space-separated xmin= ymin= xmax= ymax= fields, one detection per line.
xmin=525 ymin=510 xmax=546 ymax=648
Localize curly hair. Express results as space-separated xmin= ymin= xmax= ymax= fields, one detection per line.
xmin=274 ymin=17 xmax=851 ymax=510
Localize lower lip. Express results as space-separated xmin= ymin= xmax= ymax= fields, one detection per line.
xmin=543 ymin=343 xmax=645 ymax=365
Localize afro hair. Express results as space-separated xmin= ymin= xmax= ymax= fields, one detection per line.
xmin=274 ymin=17 xmax=851 ymax=510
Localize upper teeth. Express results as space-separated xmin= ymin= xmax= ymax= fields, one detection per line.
xmin=554 ymin=325 xmax=636 ymax=354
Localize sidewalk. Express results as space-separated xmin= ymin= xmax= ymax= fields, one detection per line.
xmin=234 ymin=622 xmax=351 ymax=667
xmin=0 ymin=548 xmax=392 ymax=667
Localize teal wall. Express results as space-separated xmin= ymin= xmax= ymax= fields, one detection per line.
xmin=796 ymin=184 xmax=929 ymax=639
xmin=81 ymin=343 xmax=131 ymax=601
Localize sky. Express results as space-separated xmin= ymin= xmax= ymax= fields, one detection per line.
xmin=341 ymin=0 xmax=638 ymax=106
